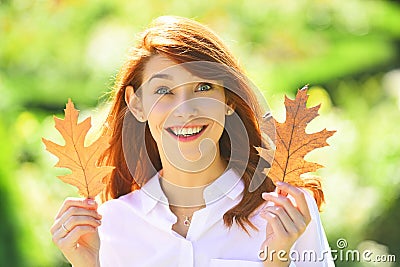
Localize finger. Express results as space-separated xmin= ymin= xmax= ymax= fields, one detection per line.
xmin=265 ymin=206 xmax=298 ymax=234
xmin=63 ymin=206 xmax=102 ymax=221
xmin=52 ymin=224 xmax=70 ymax=244
xmin=276 ymin=182 xmax=311 ymax=223
xmin=262 ymin=192 xmax=307 ymax=229
xmin=65 ymin=215 xmax=101 ymax=231
xmin=57 ymin=225 xmax=98 ymax=251
xmin=276 ymin=186 xmax=288 ymax=197
xmin=51 ymin=206 xmax=101 ymax=235
xmin=55 ymin=198 xmax=98 ymax=220
xmin=52 ymin=217 xmax=101 ymax=246
xmin=260 ymin=211 xmax=287 ymax=238
xmin=64 ymin=215 xmax=101 ymax=233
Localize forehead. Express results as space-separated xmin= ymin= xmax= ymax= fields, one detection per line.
xmin=142 ymin=55 xmax=190 ymax=82
xmin=142 ymin=55 xmax=222 ymax=86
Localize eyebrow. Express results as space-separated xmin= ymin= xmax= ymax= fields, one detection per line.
xmin=148 ymin=73 xmax=173 ymax=83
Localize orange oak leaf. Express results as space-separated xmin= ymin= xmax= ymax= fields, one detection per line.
xmin=258 ymin=85 xmax=336 ymax=187
xmin=42 ymin=99 xmax=114 ymax=198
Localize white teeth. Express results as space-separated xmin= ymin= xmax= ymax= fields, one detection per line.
xmin=170 ymin=126 xmax=204 ymax=136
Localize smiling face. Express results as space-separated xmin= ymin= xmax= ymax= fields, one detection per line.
xmin=126 ymin=55 xmax=234 ymax=172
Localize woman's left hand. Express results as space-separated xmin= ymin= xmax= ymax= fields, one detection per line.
xmin=259 ymin=181 xmax=312 ymax=267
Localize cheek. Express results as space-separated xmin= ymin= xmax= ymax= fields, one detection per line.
xmin=202 ymin=100 xmax=226 ymax=126
xmin=211 ymin=90 xmax=227 ymax=122
xmin=142 ymin=96 xmax=175 ymax=124
xmin=142 ymin=98 xmax=172 ymax=141
xmin=143 ymin=95 xmax=168 ymax=115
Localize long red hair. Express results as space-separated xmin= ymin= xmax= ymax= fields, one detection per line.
xmin=99 ymin=16 xmax=323 ymax=234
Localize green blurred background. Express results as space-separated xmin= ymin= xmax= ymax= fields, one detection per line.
xmin=1 ymin=0 xmax=400 ymax=266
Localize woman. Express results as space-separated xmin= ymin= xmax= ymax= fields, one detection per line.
xmin=50 ymin=16 xmax=334 ymax=267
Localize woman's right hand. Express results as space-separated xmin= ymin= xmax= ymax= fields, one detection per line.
xmin=50 ymin=197 xmax=102 ymax=267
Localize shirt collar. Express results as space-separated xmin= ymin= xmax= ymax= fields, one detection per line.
xmin=140 ymin=168 xmax=244 ymax=214
xmin=140 ymin=173 xmax=169 ymax=214
xmin=203 ymin=168 xmax=244 ymax=204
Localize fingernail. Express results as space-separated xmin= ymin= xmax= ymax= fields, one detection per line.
xmin=262 ymin=192 xmax=269 ymax=199
xmin=87 ymin=199 xmax=96 ymax=205
xmin=276 ymin=181 xmax=284 ymax=186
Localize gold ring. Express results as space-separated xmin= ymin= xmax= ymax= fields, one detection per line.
xmin=61 ymin=223 xmax=70 ymax=233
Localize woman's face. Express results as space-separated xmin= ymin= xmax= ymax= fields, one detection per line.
xmin=127 ymin=55 xmax=232 ymax=171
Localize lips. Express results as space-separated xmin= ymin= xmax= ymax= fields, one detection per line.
xmin=165 ymin=125 xmax=208 ymax=141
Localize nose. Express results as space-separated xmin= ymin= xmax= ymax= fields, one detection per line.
xmin=172 ymin=88 xmax=199 ymax=119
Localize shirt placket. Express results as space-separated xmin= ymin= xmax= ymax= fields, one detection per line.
xmin=177 ymin=239 xmax=194 ymax=267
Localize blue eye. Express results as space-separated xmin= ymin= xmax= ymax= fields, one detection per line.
xmin=197 ymin=83 xmax=212 ymax=92
xmin=155 ymin=86 xmax=172 ymax=95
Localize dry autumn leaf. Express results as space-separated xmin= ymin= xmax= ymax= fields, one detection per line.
xmin=42 ymin=99 xmax=114 ymax=198
xmin=257 ymin=85 xmax=336 ymax=187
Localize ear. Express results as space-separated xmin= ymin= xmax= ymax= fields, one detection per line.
xmin=125 ymin=85 xmax=146 ymax=122
xmin=225 ymin=102 xmax=236 ymax=116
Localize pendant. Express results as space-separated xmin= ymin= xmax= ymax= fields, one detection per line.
xmin=183 ymin=216 xmax=191 ymax=227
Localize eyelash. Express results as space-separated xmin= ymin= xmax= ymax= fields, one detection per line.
xmin=154 ymin=83 xmax=214 ymax=95
xmin=196 ymin=83 xmax=213 ymax=92
xmin=154 ymin=86 xmax=172 ymax=95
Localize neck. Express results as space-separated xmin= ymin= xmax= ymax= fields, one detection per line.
xmin=160 ymin=154 xmax=227 ymax=187
xmin=158 ymin=147 xmax=228 ymax=207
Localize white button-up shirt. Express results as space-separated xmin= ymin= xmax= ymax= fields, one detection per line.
xmin=98 ymin=169 xmax=335 ymax=266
